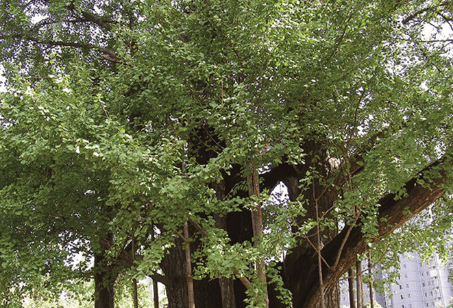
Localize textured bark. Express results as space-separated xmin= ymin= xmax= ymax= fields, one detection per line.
xmin=218 ymin=278 xmax=236 ymax=308
xmin=277 ymin=139 xmax=341 ymax=308
xmin=356 ymin=259 xmax=364 ymax=308
xmin=161 ymin=238 xmax=189 ymax=308
xmin=368 ymin=251 xmax=375 ymax=308
xmin=247 ymin=165 xmax=269 ymax=308
xmin=164 ymin=131 xmax=451 ymax=308
xmin=348 ymin=268 xmax=356 ymax=308
xmin=213 ymin=180 xmax=237 ymax=308
xmin=153 ymin=279 xmax=159 ymax=308
xmin=292 ymin=158 xmax=449 ymax=308
xmin=152 ymin=228 xmax=160 ymax=308
xmin=184 ymin=222 xmax=195 ymax=308
xmin=94 ymin=254 xmax=116 ymax=308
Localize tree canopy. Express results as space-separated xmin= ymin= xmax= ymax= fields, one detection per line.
xmin=1 ymin=1 xmax=453 ymax=308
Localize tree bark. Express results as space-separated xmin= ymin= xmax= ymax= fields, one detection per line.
xmin=152 ymin=228 xmax=160 ymax=308
xmin=368 ymin=251 xmax=374 ymax=308
xmin=153 ymin=279 xmax=159 ymax=308
xmin=356 ymin=259 xmax=364 ymax=308
xmin=285 ymin=158 xmax=449 ymax=308
xmin=94 ymin=254 xmax=117 ymax=308
xmin=348 ymin=268 xmax=356 ymax=308
xmin=213 ymin=180 xmax=237 ymax=308
xmin=161 ymin=238 xmax=189 ymax=308
xmin=278 ymin=139 xmax=341 ymax=308
xmin=164 ymin=142 xmax=450 ymax=308
xmin=247 ymin=164 xmax=269 ymax=308
xmin=132 ymin=236 xmax=138 ymax=308
xmin=184 ymin=222 xmax=195 ymax=308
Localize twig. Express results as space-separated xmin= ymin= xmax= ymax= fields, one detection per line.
xmin=304 ymin=235 xmax=331 ymax=270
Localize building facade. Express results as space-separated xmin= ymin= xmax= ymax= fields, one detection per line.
xmin=340 ymin=252 xmax=453 ymax=308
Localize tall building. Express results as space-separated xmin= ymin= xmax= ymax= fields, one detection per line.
xmin=340 ymin=251 xmax=453 ymax=308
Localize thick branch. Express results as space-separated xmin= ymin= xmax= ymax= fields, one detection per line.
xmin=0 ymin=34 xmax=120 ymax=62
xmin=98 ymin=238 xmax=172 ymax=286
xmin=300 ymin=157 xmax=451 ymax=308
xmin=65 ymin=2 xmax=114 ymax=31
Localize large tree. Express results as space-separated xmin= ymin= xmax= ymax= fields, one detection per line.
xmin=1 ymin=1 xmax=453 ymax=308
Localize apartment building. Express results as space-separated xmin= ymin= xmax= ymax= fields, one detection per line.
xmin=340 ymin=252 xmax=453 ymax=308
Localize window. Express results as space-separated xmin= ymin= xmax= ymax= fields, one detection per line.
xmin=423 ymin=282 xmax=425 ymax=287
xmin=401 ymin=295 xmax=404 ymax=299
xmin=400 ymin=285 xmax=403 ymax=289
xmin=406 ymin=284 xmax=409 ymax=288
xmin=408 ymin=293 xmax=410 ymax=298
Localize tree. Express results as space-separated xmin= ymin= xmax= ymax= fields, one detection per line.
xmin=1 ymin=1 xmax=453 ymax=308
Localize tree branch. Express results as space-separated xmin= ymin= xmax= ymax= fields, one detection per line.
xmin=300 ymin=156 xmax=451 ymax=308
xmin=0 ymin=34 xmax=120 ymax=63
xmin=402 ymin=2 xmax=450 ymax=24
xmin=66 ymin=2 xmax=114 ymax=31
xmin=98 ymin=238 xmax=172 ymax=286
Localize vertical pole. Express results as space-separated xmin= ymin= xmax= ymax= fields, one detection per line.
xmin=356 ymin=259 xmax=364 ymax=308
xmin=368 ymin=250 xmax=374 ymax=308
xmin=316 ymin=201 xmax=325 ymax=308
xmin=348 ymin=268 xmax=356 ymax=308
xmin=184 ymin=222 xmax=195 ymax=308
xmin=247 ymin=164 xmax=269 ymax=308
xmin=132 ymin=236 xmax=138 ymax=308
xmin=152 ymin=227 xmax=159 ymax=308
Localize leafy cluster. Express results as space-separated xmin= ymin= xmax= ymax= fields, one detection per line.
xmin=1 ymin=0 xmax=453 ymax=307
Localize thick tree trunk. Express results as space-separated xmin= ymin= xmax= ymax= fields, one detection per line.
xmin=279 ymin=139 xmax=341 ymax=308
xmin=213 ymin=180 xmax=237 ymax=308
xmin=164 ymin=133 xmax=450 ymax=308
xmin=161 ymin=238 xmax=189 ymax=308
xmin=94 ymin=254 xmax=117 ymax=308
xmin=324 ymin=282 xmax=341 ymax=308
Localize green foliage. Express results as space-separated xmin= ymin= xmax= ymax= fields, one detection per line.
xmin=1 ymin=0 xmax=453 ymax=306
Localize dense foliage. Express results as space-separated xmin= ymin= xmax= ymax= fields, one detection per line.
xmin=1 ymin=1 xmax=453 ymax=308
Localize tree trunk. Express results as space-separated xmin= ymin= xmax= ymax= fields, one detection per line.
xmin=184 ymin=222 xmax=195 ymax=308
xmin=94 ymin=254 xmax=117 ymax=308
xmin=368 ymin=251 xmax=374 ymax=308
xmin=161 ymin=238 xmax=189 ymax=308
xmin=278 ymin=139 xmax=341 ymax=308
xmin=356 ymin=259 xmax=364 ymax=308
xmin=213 ymin=180 xmax=237 ymax=308
xmin=247 ymin=165 xmax=269 ymax=308
xmin=324 ymin=282 xmax=341 ymax=308
xmin=152 ymin=227 xmax=160 ymax=308
xmin=163 ymin=137 xmax=449 ymax=308
xmin=348 ymin=268 xmax=356 ymax=308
